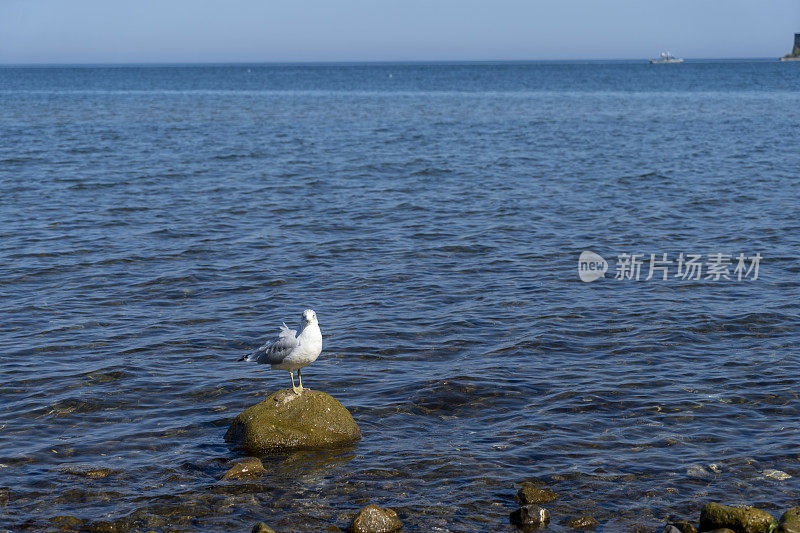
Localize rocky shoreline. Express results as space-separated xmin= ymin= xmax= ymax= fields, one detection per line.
xmin=509 ymin=483 xmax=800 ymax=532
xmin=42 ymin=462 xmax=799 ymax=532
xmin=36 ymin=391 xmax=798 ymax=532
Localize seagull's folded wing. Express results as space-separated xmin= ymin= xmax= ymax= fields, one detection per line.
xmin=252 ymin=323 xmax=299 ymax=364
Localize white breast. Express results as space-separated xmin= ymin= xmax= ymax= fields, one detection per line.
xmin=271 ymin=323 xmax=322 ymax=371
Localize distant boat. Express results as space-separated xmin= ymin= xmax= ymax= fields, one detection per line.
xmin=649 ymin=51 xmax=684 ymax=64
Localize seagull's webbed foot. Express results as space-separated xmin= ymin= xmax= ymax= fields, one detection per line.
xmin=290 ymin=372 xmax=303 ymax=395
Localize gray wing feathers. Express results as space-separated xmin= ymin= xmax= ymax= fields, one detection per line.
xmin=240 ymin=323 xmax=298 ymax=364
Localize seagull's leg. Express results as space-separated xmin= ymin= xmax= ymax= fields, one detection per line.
xmin=290 ymin=371 xmax=301 ymax=395
xmin=298 ymin=368 xmax=304 ymax=392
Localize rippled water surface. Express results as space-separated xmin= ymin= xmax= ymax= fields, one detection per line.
xmin=1 ymin=61 xmax=800 ymax=531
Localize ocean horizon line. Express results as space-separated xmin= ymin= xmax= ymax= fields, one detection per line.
xmin=0 ymin=57 xmax=787 ymax=68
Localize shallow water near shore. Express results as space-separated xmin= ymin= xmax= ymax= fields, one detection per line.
xmin=1 ymin=60 xmax=800 ymax=531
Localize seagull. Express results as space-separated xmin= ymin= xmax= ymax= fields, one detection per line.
xmin=238 ymin=309 xmax=322 ymax=395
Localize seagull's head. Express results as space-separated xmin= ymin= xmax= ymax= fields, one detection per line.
xmin=302 ymin=309 xmax=317 ymax=325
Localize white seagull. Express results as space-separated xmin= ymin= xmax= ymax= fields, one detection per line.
xmin=238 ymin=309 xmax=322 ymax=395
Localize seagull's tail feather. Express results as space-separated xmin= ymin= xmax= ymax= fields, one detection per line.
xmin=238 ymin=350 xmax=259 ymax=362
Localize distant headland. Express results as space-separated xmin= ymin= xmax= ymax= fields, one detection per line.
xmin=779 ymin=32 xmax=800 ymax=61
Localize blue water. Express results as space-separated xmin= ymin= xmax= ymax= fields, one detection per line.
xmin=1 ymin=60 xmax=799 ymax=532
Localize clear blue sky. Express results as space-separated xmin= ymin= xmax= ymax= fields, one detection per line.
xmin=1 ymin=0 xmax=799 ymax=64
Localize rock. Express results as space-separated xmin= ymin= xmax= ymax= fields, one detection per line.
xmin=567 ymin=515 xmax=599 ymax=529
xmin=664 ymin=527 xmax=681 ymax=533
xmin=517 ymin=484 xmax=558 ymax=504
xmin=699 ymin=503 xmax=775 ymax=533
xmin=778 ymin=507 xmax=800 ymax=533
xmin=348 ymin=504 xmax=402 ymax=533
xmin=59 ymin=465 xmax=114 ymax=479
xmin=251 ymin=522 xmax=277 ymax=533
xmin=666 ymin=520 xmax=698 ymax=533
xmin=687 ymin=465 xmax=712 ymax=478
xmin=762 ymin=469 xmax=791 ymax=480
xmin=703 ymin=529 xmax=736 ymax=533
xmin=225 ymin=389 xmax=361 ymax=453
xmin=221 ymin=457 xmax=266 ymax=480
xmin=87 ymin=521 xmax=125 ymax=533
xmin=510 ymin=505 xmax=550 ymax=528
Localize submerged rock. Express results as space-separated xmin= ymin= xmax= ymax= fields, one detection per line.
xmin=59 ymin=465 xmax=114 ymax=479
xmin=225 ymin=389 xmax=361 ymax=453
xmin=567 ymin=515 xmax=599 ymax=529
xmin=777 ymin=507 xmax=800 ymax=533
xmin=221 ymin=457 xmax=266 ymax=480
xmin=687 ymin=465 xmax=712 ymax=479
xmin=517 ymin=484 xmax=558 ymax=505
xmin=348 ymin=504 xmax=402 ymax=533
xmin=699 ymin=503 xmax=775 ymax=533
xmin=87 ymin=520 xmax=126 ymax=533
xmin=251 ymin=522 xmax=277 ymax=533
xmin=510 ymin=505 xmax=550 ymax=529
xmin=49 ymin=515 xmax=86 ymax=530
xmin=762 ymin=469 xmax=792 ymax=481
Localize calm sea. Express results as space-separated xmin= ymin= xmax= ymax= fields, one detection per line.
xmin=1 ymin=60 xmax=799 ymax=531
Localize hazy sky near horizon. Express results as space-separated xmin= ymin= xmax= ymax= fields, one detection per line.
xmin=1 ymin=0 xmax=799 ymax=64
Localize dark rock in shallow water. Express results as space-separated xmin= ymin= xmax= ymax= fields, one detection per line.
xmin=510 ymin=505 xmax=550 ymax=529
xmin=59 ymin=465 xmax=114 ymax=479
xmin=699 ymin=503 xmax=774 ymax=533
xmin=225 ymin=389 xmax=361 ymax=453
xmin=665 ymin=520 xmax=698 ymax=533
xmin=517 ymin=483 xmax=558 ymax=504
xmin=778 ymin=507 xmax=800 ymax=533
xmin=251 ymin=522 xmax=277 ymax=533
xmin=567 ymin=515 xmax=599 ymax=529
xmin=348 ymin=504 xmax=402 ymax=533
xmin=221 ymin=457 xmax=266 ymax=480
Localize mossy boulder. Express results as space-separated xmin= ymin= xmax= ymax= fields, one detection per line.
xmin=778 ymin=507 xmax=800 ymax=533
xmin=699 ymin=503 xmax=775 ymax=533
xmin=225 ymin=389 xmax=361 ymax=453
